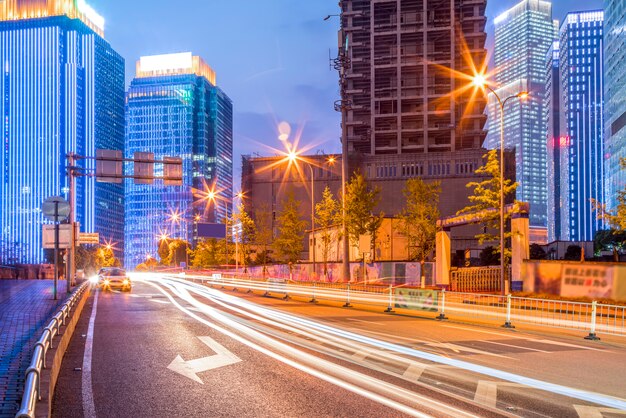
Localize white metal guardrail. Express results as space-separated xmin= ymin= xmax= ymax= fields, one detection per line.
xmin=182 ymin=273 xmax=626 ymax=340
xmin=16 ymin=282 xmax=89 ymax=418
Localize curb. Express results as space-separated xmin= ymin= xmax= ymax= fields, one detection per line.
xmin=34 ymin=285 xmax=91 ymax=418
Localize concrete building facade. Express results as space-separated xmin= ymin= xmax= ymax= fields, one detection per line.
xmin=340 ymin=0 xmax=488 ymax=157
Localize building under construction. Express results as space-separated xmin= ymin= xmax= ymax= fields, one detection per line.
xmin=340 ymin=0 xmax=488 ymax=156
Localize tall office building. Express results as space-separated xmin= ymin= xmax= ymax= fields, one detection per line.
xmin=0 ymin=0 xmax=124 ymax=264
xmin=557 ymin=11 xmax=605 ymax=241
xmin=125 ymin=52 xmax=233 ymax=268
xmin=604 ymin=0 xmax=626 ymax=213
xmin=340 ymin=0 xmax=488 ymax=157
xmin=545 ymin=41 xmax=564 ymax=241
xmin=485 ymin=0 xmax=556 ymax=227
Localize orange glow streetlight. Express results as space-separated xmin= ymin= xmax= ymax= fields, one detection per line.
xmin=472 ymin=73 xmax=529 ymax=296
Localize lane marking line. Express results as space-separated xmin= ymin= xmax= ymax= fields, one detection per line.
xmin=480 ymin=340 xmax=551 ymax=353
xmin=82 ymin=290 xmax=98 ymax=418
xmin=148 ymin=299 xmax=169 ymax=304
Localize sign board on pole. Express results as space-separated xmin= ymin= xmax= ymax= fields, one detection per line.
xmin=163 ymin=156 xmax=183 ymax=186
xmin=197 ymin=223 xmax=227 ymax=239
xmin=79 ymin=232 xmax=100 ymax=245
xmin=134 ymin=152 xmax=154 ymax=185
xmin=42 ymin=225 xmax=72 ymax=249
xmin=96 ymin=149 xmax=123 ymax=184
xmin=41 ymin=197 xmax=70 ymax=223
xmin=359 ymin=234 xmax=371 ymax=255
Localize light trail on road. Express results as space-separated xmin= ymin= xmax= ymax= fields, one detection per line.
xmin=138 ymin=275 xmax=494 ymax=418
xmin=133 ymin=274 xmax=626 ymax=415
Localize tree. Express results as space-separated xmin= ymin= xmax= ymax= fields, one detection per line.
xmin=75 ymin=246 xmax=100 ymax=275
xmin=529 ymin=244 xmax=547 ymax=260
xmin=254 ymin=202 xmax=274 ymax=273
xmin=594 ymin=158 xmax=626 ymax=238
xmin=458 ymin=149 xmax=519 ymax=265
xmin=315 ymin=186 xmax=341 ymax=279
xmin=97 ymin=246 xmax=120 ymax=268
xmin=344 ymin=171 xmax=383 ymax=260
xmin=273 ymin=191 xmax=306 ymax=267
xmin=564 ymin=245 xmax=582 ymax=261
xmin=398 ymin=178 xmax=441 ymax=287
xmin=158 ymin=238 xmax=171 ymax=265
xmin=233 ymin=204 xmax=256 ymax=269
xmin=594 ymin=229 xmax=626 ymax=261
xmin=479 ymin=246 xmax=500 ymax=266
xmin=191 ymin=239 xmax=222 ymax=267
xmin=168 ymin=239 xmax=190 ymax=267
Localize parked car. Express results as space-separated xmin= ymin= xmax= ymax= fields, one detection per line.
xmin=98 ymin=267 xmax=131 ymax=292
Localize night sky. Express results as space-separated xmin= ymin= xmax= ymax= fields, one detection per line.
xmin=88 ymin=0 xmax=604 ymax=184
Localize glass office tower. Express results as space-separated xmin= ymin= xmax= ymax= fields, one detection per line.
xmin=545 ymin=41 xmax=565 ymax=242
xmin=604 ymin=0 xmax=626 ymax=212
xmin=558 ymin=11 xmax=605 ymax=241
xmin=485 ymin=0 xmax=556 ymax=227
xmin=125 ymin=53 xmax=233 ymax=268
xmin=0 ymin=0 xmax=124 ymax=264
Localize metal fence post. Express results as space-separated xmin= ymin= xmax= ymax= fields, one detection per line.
xmin=247 ymin=275 xmax=253 ymax=293
xmin=585 ymin=301 xmax=601 ymax=340
xmin=384 ymin=283 xmax=394 ymax=313
xmin=502 ymin=294 xmax=515 ymax=328
xmin=436 ymin=289 xmax=448 ymax=320
xmin=310 ymin=282 xmax=318 ymax=303
xmin=343 ymin=282 xmax=352 ymax=308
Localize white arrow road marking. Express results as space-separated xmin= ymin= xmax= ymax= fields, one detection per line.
xmin=168 ymin=336 xmax=241 ymax=384
xmin=574 ymin=404 xmax=626 ymax=417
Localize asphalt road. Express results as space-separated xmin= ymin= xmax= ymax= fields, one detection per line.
xmin=52 ymin=274 xmax=626 ymax=418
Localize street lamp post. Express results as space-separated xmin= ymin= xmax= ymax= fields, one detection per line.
xmin=473 ymin=75 xmax=528 ymax=295
xmin=287 ymin=152 xmax=316 ymax=277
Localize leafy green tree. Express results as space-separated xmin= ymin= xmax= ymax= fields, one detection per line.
xmin=564 ymin=245 xmax=582 ymax=261
xmin=191 ymin=239 xmax=221 ymax=267
xmin=594 ymin=158 xmax=626 ymax=232
xmin=529 ymin=244 xmax=547 ymax=260
xmin=97 ymin=246 xmax=120 ymax=268
xmin=399 ymin=179 xmax=441 ymax=287
xmin=273 ymin=191 xmax=306 ymax=266
xmin=158 ymin=238 xmax=171 ymax=265
xmin=344 ymin=171 xmax=383 ymax=260
xmin=594 ymin=229 xmax=626 ymax=261
xmin=458 ymin=149 xmax=518 ymax=265
xmin=168 ymin=239 xmax=190 ymax=267
xmin=75 ymin=246 xmax=100 ymax=275
xmin=233 ymin=204 xmax=256 ymax=269
xmin=479 ymin=246 xmax=500 ymax=266
xmin=254 ymin=202 xmax=274 ymax=274
xmin=315 ymin=186 xmax=341 ymax=278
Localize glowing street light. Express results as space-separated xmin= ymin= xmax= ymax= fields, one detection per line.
xmin=472 ymin=72 xmax=529 ymax=295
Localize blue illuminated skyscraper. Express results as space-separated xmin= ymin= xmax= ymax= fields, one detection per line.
xmin=0 ymin=0 xmax=124 ymax=264
xmin=604 ymin=0 xmax=626 ymax=213
xmin=558 ymin=11 xmax=605 ymax=241
xmin=124 ymin=53 xmax=233 ymax=268
xmin=485 ymin=0 xmax=557 ymax=228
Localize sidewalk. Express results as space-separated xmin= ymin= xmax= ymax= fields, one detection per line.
xmin=0 ymin=280 xmax=68 ymax=417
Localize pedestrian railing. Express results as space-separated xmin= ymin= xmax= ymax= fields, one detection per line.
xmin=180 ymin=273 xmax=626 ymax=340
xmin=16 ymin=282 xmax=89 ymax=418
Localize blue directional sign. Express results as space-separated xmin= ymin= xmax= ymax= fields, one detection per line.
xmin=197 ymin=223 xmax=226 ymax=239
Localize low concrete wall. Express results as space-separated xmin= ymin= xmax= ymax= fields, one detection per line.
xmin=522 ymin=260 xmax=626 ymax=301
xmin=35 ymin=285 xmax=91 ymax=417
xmin=244 ymin=261 xmax=436 ymax=286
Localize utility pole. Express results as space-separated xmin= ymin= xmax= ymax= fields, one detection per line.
xmin=67 ymin=153 xmax=76 ymax=294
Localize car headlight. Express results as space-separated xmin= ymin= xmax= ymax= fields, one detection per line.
xmin=123 ymin=279 xmax=129 ymax=285
xmin=89 ymin=276 xmax=99 ymax=284
xmin=104 ymin=279 xmax=110 ymax=286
